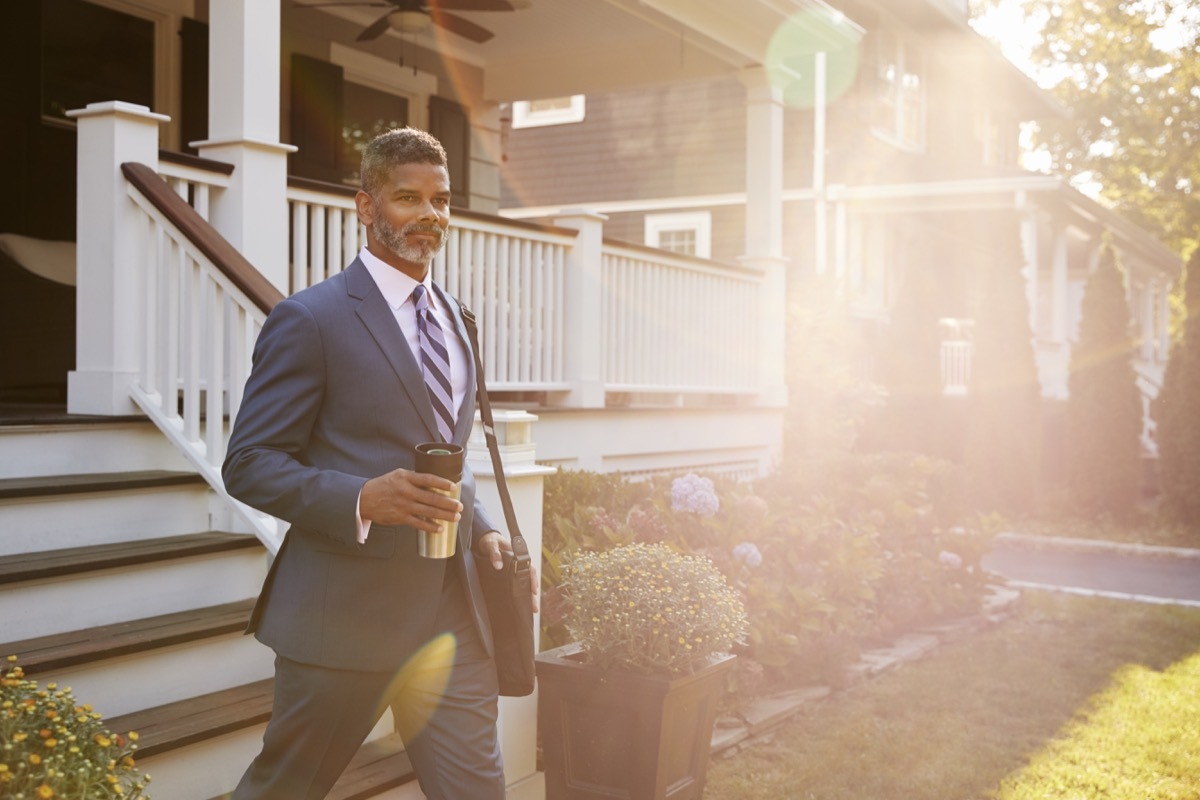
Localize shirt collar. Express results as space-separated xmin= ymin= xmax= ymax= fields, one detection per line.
xmin=358 ymin=246 xmax=433 ymax=310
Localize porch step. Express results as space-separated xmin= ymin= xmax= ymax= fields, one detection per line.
xmin=0 ymin=530 xmax=255 ymax=585
xmin=110 ymin=680 xmax=418 ymax=800
xmin=0 ymin=469 xmax=204 ymax=500
xmin=1 ymin=598 xmax=273 ymax=718
xmin=0 ymin=531 xmax=267 ymax=642
xmin=6 ymin=598 xmax=256 ymax=673
xmin=0 ymin=415 xmax=195 ymax=480
xmin=0 ymin=470 xmax=213 ymax=554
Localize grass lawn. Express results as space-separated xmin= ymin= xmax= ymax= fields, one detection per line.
xmin=704 ymin=592 xmax=1200 ymax=799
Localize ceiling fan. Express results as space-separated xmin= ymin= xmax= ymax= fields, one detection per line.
xmin=298 ymin=0 xmax=524 ymax=44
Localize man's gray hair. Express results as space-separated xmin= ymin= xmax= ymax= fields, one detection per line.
xmin=360 ymin=128 xmax=448 ymax=198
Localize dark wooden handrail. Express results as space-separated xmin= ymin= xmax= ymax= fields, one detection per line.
xmin=158 ymin=149 xmax=235 ymax=175
xmin=122 ymin=162 xmax=283 ymax=314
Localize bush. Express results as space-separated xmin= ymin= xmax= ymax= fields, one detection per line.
xmin=0 ymin=656 xmax=150 ymax=799
xmin=541 ymin=460 xmax=997 ymax=689
xmin=1065 ymin=240 xmax=1144 ymax=518
xmin=963 ymin=215 xmax=1042 ymax=515
xmin=1157 ymin=246 xmax=1200 ymax=531
xmin=559 ymin=542 xmax=748 ymax=676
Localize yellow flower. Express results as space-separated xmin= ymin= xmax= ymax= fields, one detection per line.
xmin=29 ymin=753 xmax=42 ymax=765
xmin=37 ymin=785 xmax=55 ymax=799
xmin=95 ymin=734 xmax=112 ymax=748
xmin=44 ymin=737 xmax=58 ymax=748
xmin=128 ymin=731 xmax=139 ymax=742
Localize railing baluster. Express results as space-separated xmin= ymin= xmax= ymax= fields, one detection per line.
xmin=292 ymin=202 xmax=309 ymax=291
xmin=183 ymin=254 xmax=202 ymax=444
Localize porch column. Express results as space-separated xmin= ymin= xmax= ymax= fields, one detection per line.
xmin=737 ymin=67 xmax=788 ymax=407
xmin=192 ymin=0 xmax=295 ymax=293
xmin=1159 ymin=279 xmax=1172 ymax=361
xmin=553 ymin=210 xmax=608 ymax=409
xmin=66 ymin=101 xmax=168 ymax=415
xmin=466 ymin=409 xmax=554 ymax=800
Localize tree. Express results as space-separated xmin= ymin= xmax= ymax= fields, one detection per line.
xmin=976 ymin=0 xmax=1200 ymax=259
xmin=872 ymin=259 xmax=947 ymax=456
xmin=1065 ymin=240 xmax=1144 ymax=517
xmin=963 ymin=217 xmax=1042 ymax=515
xmin=1156 ymin=245 xmax=1200 ymax=527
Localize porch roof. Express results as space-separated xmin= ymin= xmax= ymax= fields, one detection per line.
xmin=298 ymin=0 xmax=863 ymax=101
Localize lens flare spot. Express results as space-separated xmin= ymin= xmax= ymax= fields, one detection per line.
xmin=378 ymin=632 xmax=458 ymax=742
xmin=766 ymin=11 xmax=861 ymax=109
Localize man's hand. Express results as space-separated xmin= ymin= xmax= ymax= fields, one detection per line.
xmin=476 ymin=531 xmax=540 ymax=613
xmin=359 ymin=468 xmax=462 ymax=531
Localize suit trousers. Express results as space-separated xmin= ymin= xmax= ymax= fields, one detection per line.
xmin=230 ymin=560 xmax=505 ymax=800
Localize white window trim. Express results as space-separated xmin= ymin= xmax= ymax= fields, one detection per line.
xmin=511 ymin=95 xmax=586 ymax=129
xmin=644 ymin=211 xmax=712 ymax=259
xmin=870 ymin=33 xmax=926 ymax=153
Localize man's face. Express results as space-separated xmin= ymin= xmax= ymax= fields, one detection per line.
xmin=356 ymin=162 xmax=451 ymax=280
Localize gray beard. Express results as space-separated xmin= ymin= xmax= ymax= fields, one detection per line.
xmin=373 ymin=214 xmax=447 ymax=264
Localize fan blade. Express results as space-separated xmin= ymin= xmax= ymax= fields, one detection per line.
xmin=356 ymin=10 xmax=396 ymax=41
xmin=427 ymin=0 xmax=516 ymax=11
xmin=428 ymin=8 xmax=495 ymax=42
xmin=294 ymin=2 xmax=392 ymax=8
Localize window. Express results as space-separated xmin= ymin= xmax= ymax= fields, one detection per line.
xmin=871 ymin=30 xmax=925 ymax=151
xmin=644 ymin=212 xmax=711 ymax=259
xmin=41 ymin=0 xmax=154 ymax=122
xmin=511 ymin=95 xmax=585 ymax=129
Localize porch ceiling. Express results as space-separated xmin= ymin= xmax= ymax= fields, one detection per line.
xmin=303 ymin=0 xmax=860 ymax=101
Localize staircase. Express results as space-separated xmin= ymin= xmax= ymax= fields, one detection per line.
xmin=0 ymin=409 xmax=422 ymax=799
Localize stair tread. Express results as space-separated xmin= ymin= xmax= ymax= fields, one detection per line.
xmin=3 ymin=598 xmax=257 ymax=673
xmin=110 ymin=678 xmax=276 ymax=758
xmin=0 ymin=531 xmax=261 ymax=585
xmin=118 ymin=680 xmax=417 ymax=799
xmin=0 ymin=469 xmax=206 ymax=500
xmin=207 ymin=731 xmax=415 ymax=800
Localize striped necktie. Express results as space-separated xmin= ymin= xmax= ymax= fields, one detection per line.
xmin=412 ymin=284 xmax=456 ymax=442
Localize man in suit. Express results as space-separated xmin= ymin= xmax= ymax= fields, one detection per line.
xmin=223 ymin=127 xmax=526 ymax=799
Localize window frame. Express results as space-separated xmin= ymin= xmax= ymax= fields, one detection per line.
xmin=643 ymin=211 xmax=712 ymax=259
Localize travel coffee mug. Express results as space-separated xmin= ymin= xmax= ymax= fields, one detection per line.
xmin=414 ymin=442 xmax=463 ymax=558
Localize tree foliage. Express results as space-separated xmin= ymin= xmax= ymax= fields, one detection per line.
xmin=987 ymin=0 xmax=1200 ymax=258
xmin=1156 ymin=245 xmax=1200 ymax=528
xmin=963 ymin=216 xmax=1042 ymax=515
xmin=873 ymin=260 xmax=948 ymax=456
xmin=1065 ymin=240 xmax=1144 ymax=517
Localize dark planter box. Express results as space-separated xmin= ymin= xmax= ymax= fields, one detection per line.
xmin=536 ymin=642 xmax=735 ymax=800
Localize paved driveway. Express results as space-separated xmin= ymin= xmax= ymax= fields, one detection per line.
xmin=982 ymin=534 xmax=1200 ymax=606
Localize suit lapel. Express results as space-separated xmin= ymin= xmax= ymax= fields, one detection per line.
xmin=346 ymin=260 xmax=441 ymax=442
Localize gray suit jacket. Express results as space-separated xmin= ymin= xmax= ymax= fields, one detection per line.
xmin=223 ymin=258 xmax=497 ymax=671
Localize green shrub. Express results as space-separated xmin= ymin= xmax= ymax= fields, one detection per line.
xmin=963 ymin=216 xmax=1042 ymax=515
xmin=1156 ymin=246 xmax=1200 ymax=531
xmin=541 ymin=458 xmax=997 ymax=689
xmin=1065 ymin=240 xmax=1144 ymax=518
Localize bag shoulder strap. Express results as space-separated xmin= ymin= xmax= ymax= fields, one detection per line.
xmin=458 ymin=302 xmax=530 ymax=565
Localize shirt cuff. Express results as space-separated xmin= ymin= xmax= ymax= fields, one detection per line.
xmin=355 ymin=489 xmax=372 ymax=544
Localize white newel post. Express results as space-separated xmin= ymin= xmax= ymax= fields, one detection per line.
xmin=467 ymin=410 xmax=553 ymax=800
xmin=66 ymin=101 xmax=168 ymax=416
xmin=553 ymin=210 xmax=608 ymax=408
xmin=192 ymin=0 xmax=295 ymax=293
xmin=738 ymin=68 xmax=789 ymax=408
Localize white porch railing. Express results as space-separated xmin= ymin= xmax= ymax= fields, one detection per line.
xmin=940 ymin=340 xmax=973 ymax=396
xmin=286 ymin=180 xmax=365 ymax=292
xmin=122 ymin=164 xmax=284 ymax=552
xmin=602 ymin=243 xmax=759 ymax=394
xmin=438 ymin=214 xmax=574 ymax=391
xmin=158 ymin=153 xmax=233 ymax=223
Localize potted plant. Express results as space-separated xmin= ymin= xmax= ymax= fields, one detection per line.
xmin=536 ymin=542 xmax=748 ymax=800
xmin=1 ymin=655 xmax=151 ymax=798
